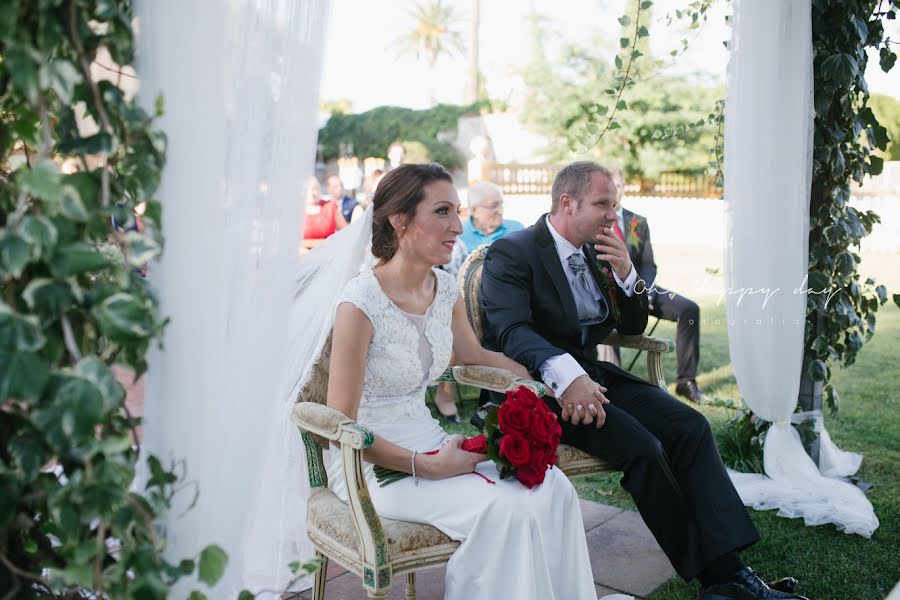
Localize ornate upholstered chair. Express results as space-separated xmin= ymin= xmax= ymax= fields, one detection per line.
xmin=291 ymin=246 xmax=674 ymax=599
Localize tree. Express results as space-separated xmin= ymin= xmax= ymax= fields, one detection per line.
xmin=520 ymin=30 xmax=721 ymax=180
xmin=465 ymin=0 xmax=483 ymax=104
xmin=868 ymin=93 xmax=900 ymax=160
xmin=396 ymin=0 xmax=465 ymax=106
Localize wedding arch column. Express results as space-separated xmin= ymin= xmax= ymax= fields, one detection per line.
xmin=724 ymin=0 xmax=877 ymax=537
xmin=136 ymin=0 xmax=330 ymax=594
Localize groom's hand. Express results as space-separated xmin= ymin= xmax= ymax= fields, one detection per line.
xmin=559 ymin=375 xmax=609 ymax=428
xmin=594 ymin=226 xmax=634 ymax=281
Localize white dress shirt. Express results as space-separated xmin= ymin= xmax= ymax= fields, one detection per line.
xmin=539 ymin=217 xmax=637 ymax=398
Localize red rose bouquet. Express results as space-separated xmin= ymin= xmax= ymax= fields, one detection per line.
xmin=374 ymin=386 xmax=561 ymax=488
xmin=481 ymin=386 xmax=562 ymax=488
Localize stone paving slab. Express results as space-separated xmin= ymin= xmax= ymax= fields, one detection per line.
xmin=586 ymin=509 xmax=676 ymax=597
xmin=581 ymin=498 xmax=625 ymax=532
xmin=295 ymin=500 xmax=672 ymax=599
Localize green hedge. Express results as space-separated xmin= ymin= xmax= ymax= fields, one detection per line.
xmin=317 ymin=102 xmax=489 ymax=170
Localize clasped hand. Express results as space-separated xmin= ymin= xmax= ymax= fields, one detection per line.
xmin=558 ymin=375 xmax=609 ymax=428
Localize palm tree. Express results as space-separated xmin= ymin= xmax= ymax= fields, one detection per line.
xmin=465 ymin=0 xmax=481 ymax=104
xmin=396 ymin=0 xmax=465 ymax=106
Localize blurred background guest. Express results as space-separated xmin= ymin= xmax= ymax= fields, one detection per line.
xmin=459 ymin=181 xmax=524 ymax=252
xmin=327 ymin=174 xmax=362 ymax=223
xmin=302 ymin=176 xmax=347 ymax=254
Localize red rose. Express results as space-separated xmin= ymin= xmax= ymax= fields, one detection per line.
xmin=461 ymin=434 xmax=487 ymax=454
xmin=508 ymin=386 xmax=541 ymax=408
xmin=499 ymin=432 xmax=531 ymax=467
xmin=516 ymin=464 xmax=546 ymax=489
xmin=498 ymin=400 xmax=532 ymax=435
xmin=530 ymin=410 xmax=552 ymax=445
xmin=533 ymin=446 xmax=557 ymax=468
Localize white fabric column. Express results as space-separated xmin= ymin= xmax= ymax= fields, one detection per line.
xmin=136 ymin=0 xmax=329 ymax=594
xmin=724 ymin=0 xmax=877 ymax=537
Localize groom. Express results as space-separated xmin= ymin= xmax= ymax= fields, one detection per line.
xmin=480 ymin=161 xmax=806 ymax=600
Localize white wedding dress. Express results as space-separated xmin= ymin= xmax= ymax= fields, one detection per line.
xmin=327 ymin=266 xmax=597 ymax=600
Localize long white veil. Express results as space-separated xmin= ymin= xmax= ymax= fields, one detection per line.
xmin=240 ymin=206 xmax=374 ymax=595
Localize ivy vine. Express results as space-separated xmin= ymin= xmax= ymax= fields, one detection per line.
xmin=806 ymin=0 xmax=899 ymax=413
xmin=0 ymin=1 xmax=225 ymax=597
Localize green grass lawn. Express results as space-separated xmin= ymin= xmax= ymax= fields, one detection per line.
xmin=431 ymin=300 xmax=900 ymax=600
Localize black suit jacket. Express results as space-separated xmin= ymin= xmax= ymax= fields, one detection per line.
xmin=480 ymin=214 xmax=649 ymax=390
xmin=621 ymin=207 xmax=657 ymax=291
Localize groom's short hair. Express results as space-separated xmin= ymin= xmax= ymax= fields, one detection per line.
xmin=551 ymin=161 xmax=613 ymax=214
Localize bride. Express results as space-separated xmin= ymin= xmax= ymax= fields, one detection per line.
xmin=303 ymin=163 xmax=597 ymax=599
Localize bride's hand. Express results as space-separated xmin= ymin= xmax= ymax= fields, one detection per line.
xmin=419 ymin=436 xmax=486 ymax=479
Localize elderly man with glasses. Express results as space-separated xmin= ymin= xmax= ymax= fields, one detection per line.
xmin=458 ymin=181 xmax=524 ymax=253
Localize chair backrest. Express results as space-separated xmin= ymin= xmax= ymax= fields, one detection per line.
xmin=296 ymin=333 xmax=333 ymax=448
xmin=457 ymin=244 xmax=491 ymax=344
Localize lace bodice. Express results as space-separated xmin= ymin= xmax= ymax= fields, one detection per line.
xmin=337 ymin=268 xmax=456 ymax=424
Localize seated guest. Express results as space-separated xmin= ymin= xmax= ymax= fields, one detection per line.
xmin=609 ymin=167 xmax=705 ymax=403
xmin=480 ymin=161 xmax=806 ymax=600
xmin=327 ymin=174 xmax=362 ymax=223
xmin=458 ymin=181 xmax=524 ymax=252
xmin=301 ymin=177 xmax=347 ymax=253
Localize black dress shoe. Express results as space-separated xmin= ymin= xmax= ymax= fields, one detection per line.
xmin=767 ymin=577 xmax=799 ymax=594
xmin=699 ymin=568 xmax=808 ymax=600
xmin=675 ymin=379 xmax=705 ymax=403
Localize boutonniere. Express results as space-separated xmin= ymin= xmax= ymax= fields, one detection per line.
xmin=627 ymin=217 xmax=641 ymax=251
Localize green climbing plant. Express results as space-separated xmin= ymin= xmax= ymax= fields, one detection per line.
xmin=0 ymin=1 xmax=227 ymax=597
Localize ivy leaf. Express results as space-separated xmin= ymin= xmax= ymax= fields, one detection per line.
xmin=237 ymin=591 xmax=255 ymax=600
xmin=74 ymin=356 xmax=125 ymax=412
xmin=38 ymin=58 xmax=81 ymax=104
xmin=123 ymin=231 xmax=162 ymax=266
xmin=807 ymin=359 xmax=828 ymax=382
xmin=821 ymin=53 xmax=859 ymax=86
xmin=0 ymin=351 xmax=49 ymax=404
xmin=197 ymin=545 xmax=228 ymax=586
xmin=49 ymin=243 xmax=114 ymax=278
xmin=0 ymin=303 xmax=45 ymax=352
xmin=880 ymin=47 xmax=897 ymax=73
xmin=54 ymin=375 xmax=106 ymax=438
xmin=609 ymin=121 xmax=622 ymax=130
xmin=0 ymin=230 xmax=32 ymax=278
xmin=17 ymin=159 xmax=62 ymax=203
xmin=188 ymin=592 xmax=208 ymax=600
xmin=641 ymin=0 xmax=653 ymax=8
xmin=637 ymin=26 xmax=650 ymax=38
xmin=22 ymin=278 xmax=76 ymax=322
xmin=617 ymin=99 xmax=628 ymax=110
xmin=614 ymin=55 xmax=624 ymax=70
xmin=874 ymin=284 xmax=888 ymax=305
xmin=893 ymin=293 xmax=900 ymax=309
xmin=18 ymin=215 xmax=58 ymax=260
xmin=56 ymin=132 xmax=116 ymax=156
xmin=620 ymin=37 xmax=630 ymax=48
xmin=869 ymin=155 xmax=884 ymax=176
xmin=850 ymin=15 xmax=868 ymax=43
xmin=59 ymin=185 xmax=90 ymax=222
xmin=3 ymin=46 xmax=41 ymax=103
xmin=92 ymin=292 xmax=155 ymax=342
xmin=618 ymin=15 xmax=631 ymax=26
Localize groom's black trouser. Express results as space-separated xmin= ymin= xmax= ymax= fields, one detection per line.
xmin=547 ymin=366 xmax=760 ymax=581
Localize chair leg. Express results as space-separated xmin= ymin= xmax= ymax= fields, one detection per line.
xmin=367 ymin=590 xmax=388 ymax=599
xmin=406 ymin=572 xmax=416 ymax=600
xmin=312 ymin=551 xmax=328 ymax=600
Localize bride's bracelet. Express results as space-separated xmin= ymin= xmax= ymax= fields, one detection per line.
xmin=412 ymin=451 xmax=419 ymax=486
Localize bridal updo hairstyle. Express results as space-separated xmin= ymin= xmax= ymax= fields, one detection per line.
xmin=371 ymin=163 xmax=453 ymax=262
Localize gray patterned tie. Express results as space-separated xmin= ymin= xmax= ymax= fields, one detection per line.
xmin=567 ymin=251 xmax=609 ymax=324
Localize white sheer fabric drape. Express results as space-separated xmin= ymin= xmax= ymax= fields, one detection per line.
xmin=723 ymin=0 xmax=878 ymax=537
xmin=136 ymin=0 xmax=329 ymax=595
